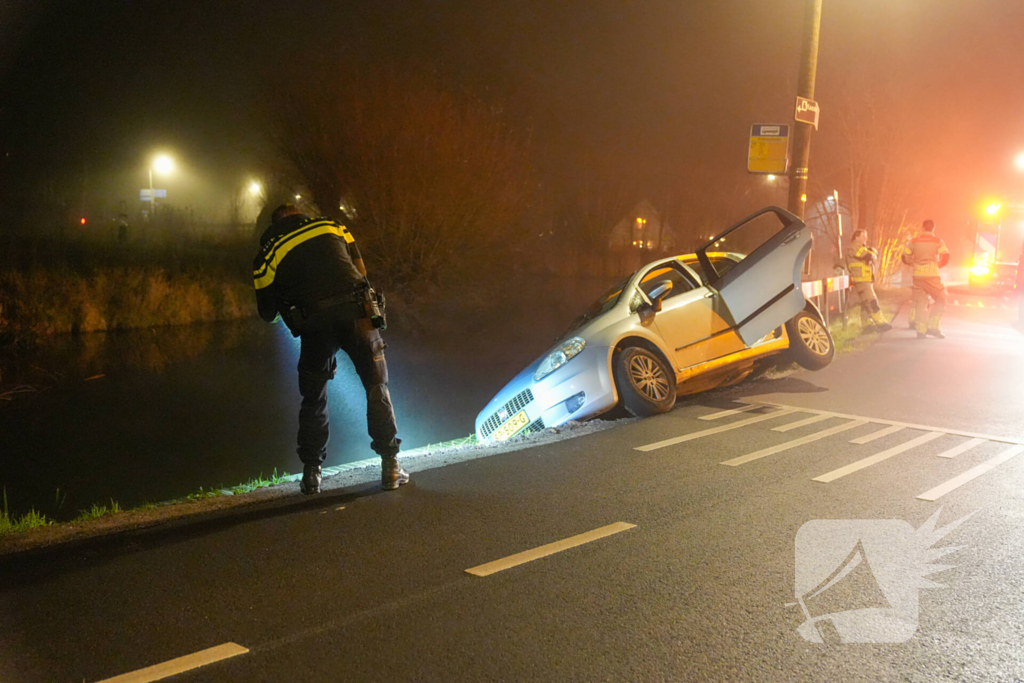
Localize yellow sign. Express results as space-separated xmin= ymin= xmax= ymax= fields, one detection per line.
xmin=491 ymin=409 xmax=530 ymax=441
xmin=748 ymin=124 xmax=790 ymax=174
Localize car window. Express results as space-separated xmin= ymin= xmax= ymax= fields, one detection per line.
xmin=710 ymin=256 xmax=737 ymax=278
xmin=683 ymin=254 xmax=738 ymax=284
xmin=638 ymin=263 xmax=697 ymax=301
xmin=565 ymin=273 xmax=635 ymax=333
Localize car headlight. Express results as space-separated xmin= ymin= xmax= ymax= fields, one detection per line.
xmin=534 ymin=337 xmax=587 ymax=381
xmin=970 ymin=264 xmax=991 ymax=277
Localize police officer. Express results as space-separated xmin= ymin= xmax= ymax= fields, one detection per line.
xmin=901 ymin=219 xmax=950 ymax=339
xmin=846 ymin=229 xmax=892 ymax=332
xmin=253 ymin=204 xmax=409 ymax=493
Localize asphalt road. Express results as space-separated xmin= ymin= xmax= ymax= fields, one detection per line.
xmin=3 ymin=289 xmax=1024 ymax=682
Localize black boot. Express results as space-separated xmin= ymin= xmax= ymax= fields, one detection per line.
xmin=300 ymin=464 xmax=322 ymax=495
xmin=926 ymin=328 xmax=945 ymax=339
xmin=381 ymin=456 xmax=410 ymax=490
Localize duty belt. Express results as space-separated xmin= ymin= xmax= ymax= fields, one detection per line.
xmin=305 ymin=292 xmax=364 ymax=316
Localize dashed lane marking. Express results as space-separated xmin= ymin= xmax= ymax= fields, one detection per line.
xmin=812 ymin=431 xmax=946 ymax=483
xmin=96 ymin=643 xmax=249 ymax=683
xmin=699 ymin=404 xmax=761 ymax=420
xmin=772 ymin=412 xmax=833 ymax=433
xmin=465 ymin=522 xmax=637 ymax=577
xmin=635 ymin=408 xmax=798 ymax=452
xmin=935 ymin=437 xmax=987 ymax=459
xmin=742 ymin=401 xmax=1024 ymax=446
xmin=917 ymin=445 xmax=1024 ymax=501
xmin=721 ymin=420 xmax=869 ymax=467
xmin=850 ymin=424 xmax=906 ymax=444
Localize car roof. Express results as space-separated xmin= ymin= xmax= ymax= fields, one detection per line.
xmin=677 ymin=251 xmax=743 ymax=262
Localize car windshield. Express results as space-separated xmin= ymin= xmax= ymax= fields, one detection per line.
xmin=564 ymin=273 xmax=634 ymax=333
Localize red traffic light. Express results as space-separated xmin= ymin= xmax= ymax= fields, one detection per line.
xmin=80 ymin=217 xmax=87 ymax=225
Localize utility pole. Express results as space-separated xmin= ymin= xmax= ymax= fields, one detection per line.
xmin=787 ymin=0 xmax=823 ymax=221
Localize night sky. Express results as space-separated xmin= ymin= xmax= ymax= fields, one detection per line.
xmin=2 ymin=0 xmax=1023 ymax=227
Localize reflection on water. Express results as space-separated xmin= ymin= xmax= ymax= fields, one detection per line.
xmin=0 ymin=276 xmax=619 ymax=521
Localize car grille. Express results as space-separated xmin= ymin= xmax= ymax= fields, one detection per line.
xmin=523 ymin=417 xmax=546 ymax=435
xmin=480 ymin=388 xmax=535 ymax=438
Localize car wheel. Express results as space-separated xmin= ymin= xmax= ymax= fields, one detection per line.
xmin=614 ymin=346 xmax=677 ymax=417
xmin=785 ymin=310 xmax=834 ymax=370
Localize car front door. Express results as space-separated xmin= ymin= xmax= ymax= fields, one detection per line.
xmin=634 ymin=262 xmax=740 ymax=371
xmin=696 ymin=207 xmax=812 ymax=347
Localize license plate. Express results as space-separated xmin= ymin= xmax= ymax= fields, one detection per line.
xmin=491 ymin=409 xmax=530 ymax=441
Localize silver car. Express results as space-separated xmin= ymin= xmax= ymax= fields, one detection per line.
xmin=475 ymin=207 xmax=835 ymax=442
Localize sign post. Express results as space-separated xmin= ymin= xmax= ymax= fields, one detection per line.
xmin=787 ymin=0 xmax=823 ymax=223
xmin=747 ymin=124 xmax=790 ymax=175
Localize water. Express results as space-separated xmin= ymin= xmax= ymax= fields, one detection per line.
xmin=0 ymin=276 xmax=616 ymax=520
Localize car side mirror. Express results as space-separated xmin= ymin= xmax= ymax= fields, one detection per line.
xmin=647 ymin=280 xmax=673 ymax=312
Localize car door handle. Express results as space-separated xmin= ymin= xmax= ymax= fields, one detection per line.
xmin=703 ymin=291 xmax=715 ymax=299
xmin=781 ymin=232 xmax=800 ymax=245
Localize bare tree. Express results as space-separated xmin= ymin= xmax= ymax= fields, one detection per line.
xmin=267 ymin=63 xmax=534 ymax=291
xmin=813 ymin=73 xmax=932 ymax=286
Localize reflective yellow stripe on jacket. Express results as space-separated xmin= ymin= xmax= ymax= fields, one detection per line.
xmin=847 ymin=245 xmax=875 ymax=283
xmin=901 ymin=234 xmax=948 ymax=278
xmin=253 ymin=221 xmax=355 ymax=290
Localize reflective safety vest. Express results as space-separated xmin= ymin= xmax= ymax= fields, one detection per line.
xmin=901 ymin=232 xmax=950 ymax=278
xmin=846 ymin=244 xmax=877 ymax=283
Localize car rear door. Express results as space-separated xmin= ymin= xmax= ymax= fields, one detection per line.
xmin=695 ymin=207 xmax=812 ymax=347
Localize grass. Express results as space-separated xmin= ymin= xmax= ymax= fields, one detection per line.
xmin=828 ymin=297 xmax=907 ymax=356
xmin=229 ymin=469 xmax=291 ymax=495
xmin=0 ymin=267 xmax=253 ymax=339
xmin=72 ymin=500 xmax=122 ymax=522
xmin=0 ymin=488 xmax=53 ymax=536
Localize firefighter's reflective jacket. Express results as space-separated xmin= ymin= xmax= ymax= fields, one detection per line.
xmin=900 ymin=232 xmax=950 ymax=278
xmin=252 ymin=214 xmax=364 ymax=324
xmin=846 ymin=245 xmax=878 ymax=283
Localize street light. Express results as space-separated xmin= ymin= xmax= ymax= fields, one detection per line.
xmin=1015 ymin=151 xmax=1024 ymax=172
xmin=148 ymin=154 xmax=175 ymax=220
xmin=249 ymin=181 xmax=262 ymax=196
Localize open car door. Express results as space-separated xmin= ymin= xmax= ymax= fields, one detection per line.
xmin=695 ymin=207 xmax=812 ymax=347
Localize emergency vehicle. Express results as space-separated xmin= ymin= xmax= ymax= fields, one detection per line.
xmin=968 ymin=202 xmax=1024 ymax=293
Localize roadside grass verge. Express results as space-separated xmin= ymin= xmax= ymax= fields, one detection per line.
xmin=0 ymin=489 xmax=53 ymax=535
xmin=830 ymin=296 xmax=908 ymax=356
xmin=0 ymin=434 xmax=487 ymax=541
xmin=72 ymin=500 xmax=122 ymax=522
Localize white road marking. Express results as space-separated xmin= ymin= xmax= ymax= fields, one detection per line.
xmin=465 ymin=522 xmax=636 ymax=577
xmin=812 ymin=431 xmax=945 ymax=483
xmin=850 ymin=424 xmax=905 ymax=444
xmin=635 ymin=408 xmax=797 ymax=452
xmin=721 ymin=420 xmax=869 ymax=467
xmin=698 ymin=404 xmax=761 ymax=420
xmin=771 ymin=413 xmax=833 ymax=433
xmin=935 ymin=438 xmax=987 ymax=459
xmin=742 ymin=401 xmax=1024 ymax=445
xmin=96 ymin=643 xmax=249 ymax=683
xmin=917 ymin=445 xmax=1024 ymax=501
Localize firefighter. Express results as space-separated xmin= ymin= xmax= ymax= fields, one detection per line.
xmin=846 ymin=229 xmax=892 ymax=332
xmin=901 ymin=219 xmax=950 ymax=339
xmin=253 ymin=204 xmax=409 ymax=494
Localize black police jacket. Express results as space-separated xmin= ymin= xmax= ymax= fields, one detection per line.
xmin=253 ymin=213 xmax=365 ymax=324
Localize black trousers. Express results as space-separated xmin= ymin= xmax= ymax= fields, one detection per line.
xmin=296 ymin=306 xmax=400 ymax=465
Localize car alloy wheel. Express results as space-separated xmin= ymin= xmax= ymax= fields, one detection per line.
xmin=797 ymin=315 xmax=830 ymax=356
xmin=628 ymin=354 xmax=671 ymax=401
